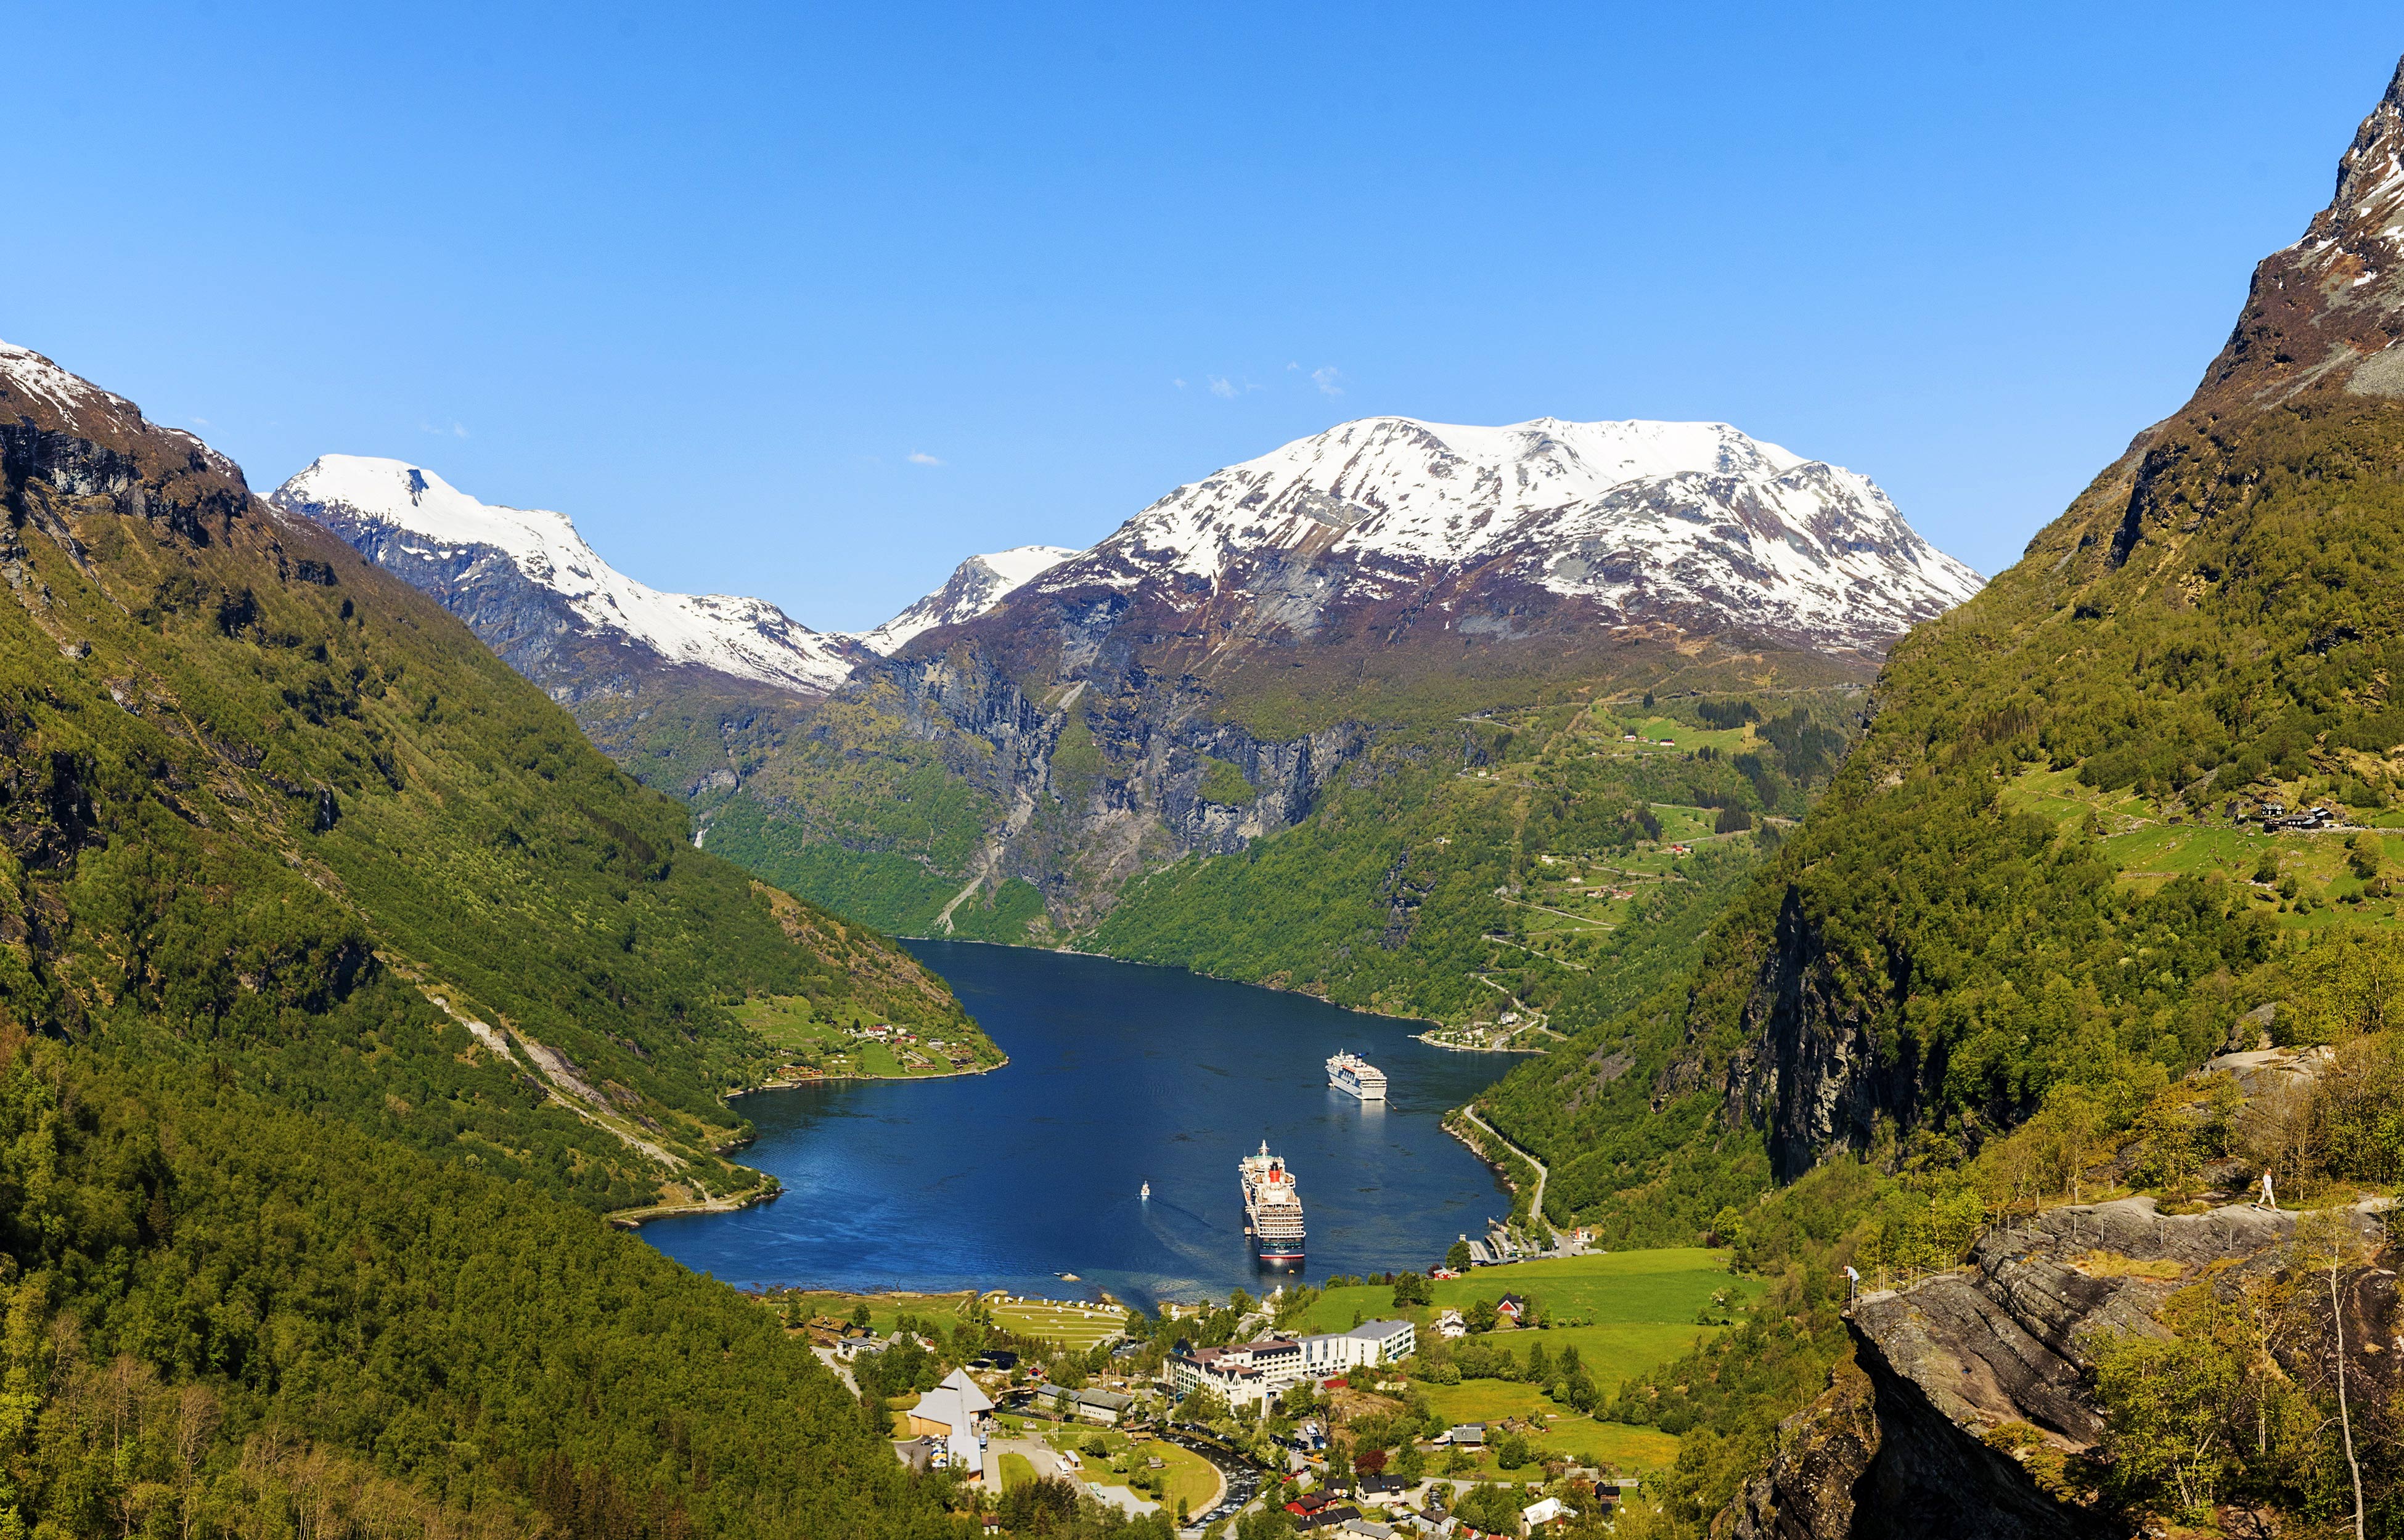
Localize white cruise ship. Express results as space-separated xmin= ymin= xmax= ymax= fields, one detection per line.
xmin=1326 ymin=1051 xmax=1388 ymax=1101
xmin=1240 ymin=1141 xmax=1306 ymax=1263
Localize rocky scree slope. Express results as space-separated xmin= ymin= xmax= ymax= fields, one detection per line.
xmin=716 ymin=417 xmax=1976 ymax=951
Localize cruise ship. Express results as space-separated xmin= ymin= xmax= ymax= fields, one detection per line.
xmin=1240 ymin=1141 xmax=1306 ymax=1264
xmin=1326 ymin=1051 xmax=1388 ymax=1101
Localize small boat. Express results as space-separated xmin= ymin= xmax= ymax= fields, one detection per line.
xmin=1140 ymin=1181 xmax=1151 ymax=1200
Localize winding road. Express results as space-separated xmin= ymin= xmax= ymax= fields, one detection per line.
xmin=1462 ymin=1104 xmax=1555 ymax=1241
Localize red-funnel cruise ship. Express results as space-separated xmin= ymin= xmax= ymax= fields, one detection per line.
xmin=1240 ymin=1141 xmax=1306 ymax=1264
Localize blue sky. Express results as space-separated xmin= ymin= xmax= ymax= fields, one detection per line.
xmin=7 ymin=5 xmax=2402 ymax=630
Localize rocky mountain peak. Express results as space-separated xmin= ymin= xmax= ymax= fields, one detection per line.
xmin=272 ymin=455 xmax=868 ymax=697
xmin=1 ymin=336 xmax=243 ymax=483
xmin=852 ymin=544 xmax=1081 ymax=654
xmin=1013 ymin=415 xmax=1977 ymax=656
xmin=2198 ymin=53 xmax=2404 ymax=407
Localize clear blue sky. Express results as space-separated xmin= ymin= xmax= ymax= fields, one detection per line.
xmin=7 ymin=5 xmax=2400 ymax=630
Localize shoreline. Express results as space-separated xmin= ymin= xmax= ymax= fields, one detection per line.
xmin=901 ymin=933 xmax=1438 ymax=1029
xmin=1412 ymin=1030 xmax=1543 ymax=1054
xmin=608 ymin=1180 xmax=783 ymax=1229
xmin=728 ymin=1056 xmax=1009 ymax=1098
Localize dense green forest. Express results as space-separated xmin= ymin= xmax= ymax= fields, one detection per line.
xmin=0 ymin=355 xmax=992 ymax=1533
xmin=1087 ymin=694 xmax=1858 ymax=1028
xmin=1444 ymin=174 xmax=2404 ymax=1530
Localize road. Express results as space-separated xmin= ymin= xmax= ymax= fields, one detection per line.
xmin=811 ymin=1344 xmax=858 ymax=1395
xmin=1460 ymin=1104 xmax=1554 ymax=1241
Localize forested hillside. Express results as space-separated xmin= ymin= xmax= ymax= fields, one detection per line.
xmin=0 ymin=341 xmax=984 ymax=1534
xmin=1460 ymin=53 xmax=2404 ymax=1537
xmin=1089 ymin=691 xmax=1862 ymax=1029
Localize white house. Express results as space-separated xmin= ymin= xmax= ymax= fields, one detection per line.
xmin=1298 ymin=1319 xmax=1418 ymax=1375
xmin=1522 ymin=1497 xmax=1574 ymax=1530
xmin=1433 ymin=1309 xmax=1467 ymax=1340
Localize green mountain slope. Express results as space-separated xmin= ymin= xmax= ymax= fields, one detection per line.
xmin=1452 ymin=52 xmax=2404 ymax=1536
xmin=1481 ymin=52 xmax=2404 ymax=1232
xmin=0 ymin=342 xmax=981 ymax=1534
xmin=1086 ymin=691 xmax=1861 ymax=1030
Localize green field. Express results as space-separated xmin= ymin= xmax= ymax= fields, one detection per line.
xmin=737 ymin=994 xmax=1000 ymax=1078
xmin=1285 ymin=1250 xmax=1756 ymax=1476
xmin=782 ymin=1289 xmax=979 ymax=1339
xmin=1036 ymin=1428 xmax=1216 ymax=1511
xmin=988 ymin=1296 xmax=1129 ymax=1348
xmin=1415 ymin=1380 xmax=1683 ymax=1472
xmin=1998 ymin=763 xmax=2404 ymax=932
xmin=999 ymin=1452 xmax=1039 ymax=1491
xmin=1289 ymin=1284 xmax=1399 ymax=1335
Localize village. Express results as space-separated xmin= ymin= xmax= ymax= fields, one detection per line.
xmin=730 ymin=991 xmax=1009 ymax=1087
xmin=759 ymin=1240 xmax=1747 ymax=1539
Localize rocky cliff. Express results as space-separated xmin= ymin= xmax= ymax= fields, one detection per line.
xmin=1667 ymin=52 xmax=2404 ymax=1186
xmin=1733 ymin=1191 xmax=2394 ymax=1539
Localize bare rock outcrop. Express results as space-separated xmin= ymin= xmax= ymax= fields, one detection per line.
xmin=1732 ymin=1196 xmax=2389 ymax=1539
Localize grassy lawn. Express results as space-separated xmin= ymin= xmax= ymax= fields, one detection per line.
xmin=1429 ymin=1247 xmax=1751 ymax=1322
xmin=1417 ymin=1379 xmax=1680 ymax=1473
xmin=990 ymin=1297 xmax=1127 ymax=1348
xmin=736 ymin=993 xmax=996 ymax=1078
xmin=1150 ymin=1441 xmax=1220 ymax=1512
xmin=999 ymin=1452 xmax=1039 ymax=1491
xmin=1035 ymin=1428 xmax=1213 ymax=1510
xmin=1288 ymin=1284 xmax=1396 ymax=1335
xmin=782 ymin=1289 xmax=978 ymax=1339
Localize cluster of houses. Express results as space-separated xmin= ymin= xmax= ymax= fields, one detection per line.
xmin=1170 ymin=1320 xmax=1418 ymax=1409
xmin=1281 ymin=1492 xmax=1584 ymax=1537
xmin=1460 ymin=1223 xmax=1596 ymax=1268
xmin=852 ymin=1022 xmax=979 ymax=1070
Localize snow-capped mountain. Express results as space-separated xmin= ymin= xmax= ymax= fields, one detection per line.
xmin=272 ymin=455 xmax=869 ymax=696
xmin=1 ymin=336 xmax=242 ymax=479
xmin=1022 ymin=417 xmax=1979 ymax=653
xmin=852 ymin=544 xmax=1082 ymax=653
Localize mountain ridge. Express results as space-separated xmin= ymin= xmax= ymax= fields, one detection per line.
xmin=272 ymin=452 xmax=872 ymax=696
xmin=0 ymin=334 xmax=976 ymax=1535
xmin=975 ymin=415 xmax=1979 ymax=660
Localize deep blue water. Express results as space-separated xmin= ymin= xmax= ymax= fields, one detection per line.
xmin=639 ymin=941 xmax=1516 ymax=1308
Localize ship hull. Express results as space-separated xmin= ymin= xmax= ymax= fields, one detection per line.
xmin=1330 ymin=1073 xmax=1386 ymax=1101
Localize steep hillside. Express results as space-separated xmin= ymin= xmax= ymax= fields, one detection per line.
xmin=1484 ymin=53 xmax=2404 ymax=1225
xmin=1455 ymin=51 xmax=2404 ymax=1539
xmin=0 ymin=338 xmax=983 ymax=1533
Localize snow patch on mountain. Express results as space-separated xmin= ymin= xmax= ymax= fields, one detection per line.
xmin=271 ymin=455 xmax=860 ymax=695
xmin=854 ymin=544 xmax=1082 ymax=653
xmin=0 ymin=336 xmax=242 ymax=477
xmin=1037 ymin=417 xmax=1981 ymax=650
